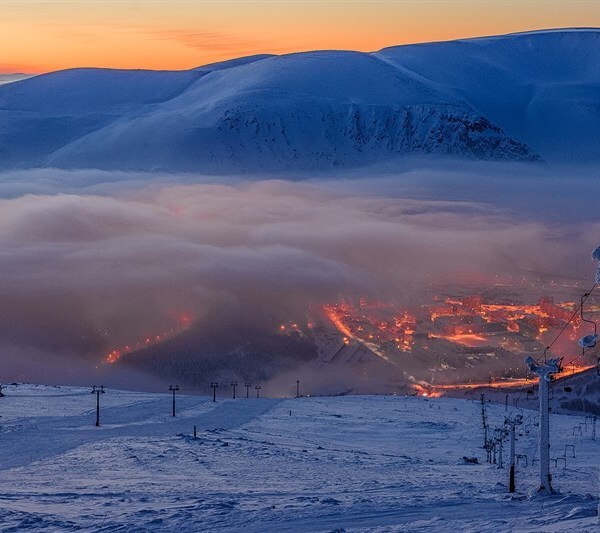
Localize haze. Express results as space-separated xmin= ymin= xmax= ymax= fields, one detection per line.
xmin=1 ymin=161 xmax=598 ymax=388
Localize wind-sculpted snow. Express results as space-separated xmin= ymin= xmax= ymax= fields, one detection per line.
xmin=0 ymin=384 xmax=598 ymax=531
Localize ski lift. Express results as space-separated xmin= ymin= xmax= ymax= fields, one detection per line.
xmin=578 ymin=292 xmax=598 ymax=349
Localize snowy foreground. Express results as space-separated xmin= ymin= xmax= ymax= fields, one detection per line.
xmin=0 ymin=384 xmax=598 ymax=532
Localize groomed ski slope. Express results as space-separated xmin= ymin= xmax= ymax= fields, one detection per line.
xmin=0 ymin=384 xmax=597 ymax=531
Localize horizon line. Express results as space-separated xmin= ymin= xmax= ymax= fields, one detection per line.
xmin=3 ymin=25 xmax=598 ymax=76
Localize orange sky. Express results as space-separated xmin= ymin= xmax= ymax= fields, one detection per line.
xmin=1 ymin=1 xmax=599 ymax=73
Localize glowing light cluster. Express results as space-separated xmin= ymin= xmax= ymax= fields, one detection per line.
xmin=277 ymin=321 xmax=303 ymax=335
xmin=411 ymin=383 xmax=444 ymax=398
xmin=323 ymin=291 xmax=598 ymax=391
xmin=323 ymin=301 xmax=416 ymax=353
xmin=105 ymin=312 xmax=194 ymax=364
xmin=411 ymin=364 xmax=596 ymax=397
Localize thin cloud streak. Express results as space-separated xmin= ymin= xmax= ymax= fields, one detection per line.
xmin=141 ymin=28 xmax=270 ymax=53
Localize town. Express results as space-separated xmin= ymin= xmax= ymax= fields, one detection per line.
xmin=318 ymin=287 xmax=599 ymax=385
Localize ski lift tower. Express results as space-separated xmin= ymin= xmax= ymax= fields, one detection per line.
xmin=525 ymin=356 xmax=561 ymax=493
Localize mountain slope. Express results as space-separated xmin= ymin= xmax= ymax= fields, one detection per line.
xmin=0 ymin=74 xmax=32 ymax=86
xmin=1 ymin=29 xmax=598 ymax=172
xmin=43 ymin=51 xmax=534 ymax=172
xmin=377 ymin=28 xmax=600 ymax=163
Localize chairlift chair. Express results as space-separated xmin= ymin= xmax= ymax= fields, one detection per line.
xmin=578 ymin=292 xmax=598 ymax=350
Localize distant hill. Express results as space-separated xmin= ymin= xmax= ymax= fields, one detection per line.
xmin=0 ymin=73 xmax=32 ymax=86
xmin=1 ymin=29 xmax=599 ymax=172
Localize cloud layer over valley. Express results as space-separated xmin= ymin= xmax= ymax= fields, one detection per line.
xmin=1 ymin=161 xmax=598 ymax=389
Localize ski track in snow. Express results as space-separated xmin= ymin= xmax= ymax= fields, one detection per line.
xmin=0 ymin=384 xmax=597 ymax=532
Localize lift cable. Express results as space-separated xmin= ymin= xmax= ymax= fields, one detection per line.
xmin=534 ymin=282 xmax=597 ymax=365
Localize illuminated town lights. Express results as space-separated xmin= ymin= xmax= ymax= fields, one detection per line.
xmin=104 ymin=311 xmax=195 ymax=364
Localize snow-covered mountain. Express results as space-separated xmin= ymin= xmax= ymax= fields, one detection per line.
xmin=1 ymin=29 xmax=598 ymax=172
xmin=376 ymin=28 xmax=600 ymax=165
xmin=0 ymin=74 xmax=32 ymax=86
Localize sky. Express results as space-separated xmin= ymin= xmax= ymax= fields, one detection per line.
xmin=1 ymin=0 xmax=599 ymax=73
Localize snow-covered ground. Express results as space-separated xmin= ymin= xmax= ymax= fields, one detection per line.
xmin=0 ymin=384 xmax=597 ymax=531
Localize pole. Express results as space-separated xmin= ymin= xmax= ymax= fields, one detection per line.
xmin=245 ymin=382 xmax=251 ymax=398
xmin=296 ymin=380 xmax=300 ymax=399
xmin=96 ymin=389 xmax=100 ymax=426
xmin=509 ymin=422 xmax=516 ymax=492
xmin=539 ymin=371 xmax=551 ymax=492
xmin=497 ymin=434 xmax=504 ymax=469
xmin=211 ymin=382 xmax=218 ymax=402
xmin=480 ymin=394 xmax=488 ymax=448
xmin=255 ymin=385 xmax=261 ymax=398
xmin=526 ymin=356 xmax=561 ymax=493
xmin=169 ymin=385 xmax=179 ymax=416
xmin=231 ymin=381 xmax=238 ymax=399
xmin=505 ymin=413 xmax=522 ymax=493
xmin=91 ymin=385 xmax=105 ymax=427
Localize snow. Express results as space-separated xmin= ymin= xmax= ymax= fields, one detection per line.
xmin=376 ymin=29 xmax=600 ymax=164
xmin=0 ymin=74 xmax=32 ymax=86
xmin=35 ymin=49 xmax=531 ymax=172
xmin=578 ymin=335 xmax=598 ymax=349
xmin=0 ymin=383 xmax=597 ymax=531
xmin=13 ymin=30 xmax=600 ymax=171
xmin=192 ymin=54 xmax=275 ymax=72
xmin=0 ymin=69 xmax=204 ymax=113
xmin=592 ymin=246 xmax=600 ymax=283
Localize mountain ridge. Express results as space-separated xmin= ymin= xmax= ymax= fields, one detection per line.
xmin=1 ymin=28 xmax=598 ymax=172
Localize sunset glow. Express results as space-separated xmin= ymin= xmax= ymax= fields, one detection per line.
xmin=2 ymin=1 xmax=599 ymax=73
